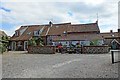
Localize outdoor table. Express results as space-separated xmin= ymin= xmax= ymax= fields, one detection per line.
xmin=110 ymin=50 xmax=120 ymax=64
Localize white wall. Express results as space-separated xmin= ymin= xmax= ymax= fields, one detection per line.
xmin=53 ymin=40 xmax=90 ymax=46
xmin=80 ymin=41 xmax=90 ymax=46
xmin=53 ymin=40 xmax=104 ymax=46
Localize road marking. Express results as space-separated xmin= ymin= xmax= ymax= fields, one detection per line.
xmin=52 ymin=59 xmax=81 ymax=68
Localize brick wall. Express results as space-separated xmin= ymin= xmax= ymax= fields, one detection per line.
xmin=28 ymin=46 xmax=110 ymax=54
xmin=28 ymin=46 xmax=55 ymax=54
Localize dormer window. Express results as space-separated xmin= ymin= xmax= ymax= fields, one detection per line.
xmin=33 ymin=27 xmax=44 ymax=36
xmin=63 ymin=31 xmax=66 ymax=34
xmin=15 ymin=31 xmax=19 ymax=36
xmin=34 ymin=30 xmax=40 ymax=36
xmin=63 ymin=31 xmax=67 ymax=36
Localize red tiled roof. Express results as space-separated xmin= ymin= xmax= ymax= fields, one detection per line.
xmin=100 ymin=32 xmax=120 ymax=39
xmin=10 ymin=22 xmax=100 ymax=41
xmin=67 ymin=23 xmax=99 ymax=33
xmin=53 ymin=33 xmax=103 ymax=41
xmin=10 ymin=25 xmax=44 ymax=41
xmin=40 ymin=26 xmax=49 ymax=36
xmin=47 ymin=24 xmax=69 ymax=35
xmin=47 ymin=22 xmax=99 ymax=35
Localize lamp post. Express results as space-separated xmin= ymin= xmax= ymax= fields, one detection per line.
xmin=111 ymin=34 xmax=115 ymax=64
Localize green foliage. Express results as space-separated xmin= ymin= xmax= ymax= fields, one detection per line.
xmin=63 ymin=44 xmax=67 ymax=48
xmin=28 ymin=37 xmax=44 ymax=46
xmin=90 ymin=41 xmax=94 ymax=45
xmin=1 ymin=36 xmax=8 ymax=41
xmin=0 ymin=43 xmax=6 ymax=53
xmin=90 ymin=40 xmax=98 ymax=46
xmin=0 ymin=36 xmax=9 ymax=53
xmin=69 ymin=43 xmax=75 ymax=48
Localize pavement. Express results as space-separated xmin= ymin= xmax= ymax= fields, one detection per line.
xmin=2 ymin=51 xmax=119 ymax=78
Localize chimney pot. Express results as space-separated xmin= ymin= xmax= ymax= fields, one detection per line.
xmin=118 ymin=29 xmax=120 ymax=33
xmin=110 ymin=30 xmax=113 ymax=33
xmin=49 ymin=21 xmax=53 ymax=27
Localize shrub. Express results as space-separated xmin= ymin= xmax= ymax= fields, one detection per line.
xmin=0 ymin=43 xmax=7 ymax=53
xmin=28 ymin=37 xmax=44 ymax=46
xmin=0 ymin=36 xmax=9 ymax=53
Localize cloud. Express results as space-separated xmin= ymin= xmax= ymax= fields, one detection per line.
xmin=0 ymin=0 xmax=119 ymax=36
xmin=0 ymin=7 xmax=11 ymax=12
xmin=67 ymin=11 xmax=73 ymax=17
xmin=118 ymin=1 xmax=120 ymax=29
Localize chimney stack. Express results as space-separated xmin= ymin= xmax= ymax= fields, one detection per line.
xmin=49 ymin=21 xmax=53 ymax=27
xmin=118 ymin=29 xmax=120 ymax=33
xmin=96 ymin=20 xmax=98 ymax=24
xmin=110 ymin=30 xmax=113 ymax=33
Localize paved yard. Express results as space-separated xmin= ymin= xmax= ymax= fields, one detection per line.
xmin=2 ymin=51 xmax=119 ymax=78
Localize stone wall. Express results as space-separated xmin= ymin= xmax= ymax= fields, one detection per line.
xmin=82 ymin=45 xmax=110 ymax=54
xmin=28 ymin=46 xmax=55 ymax=54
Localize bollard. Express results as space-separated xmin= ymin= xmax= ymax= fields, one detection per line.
xmin=111 ymin=51 xmax=114 ymax=64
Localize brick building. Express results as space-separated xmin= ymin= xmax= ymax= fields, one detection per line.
xmin=9 ymin=21 xmax=119 ymax=51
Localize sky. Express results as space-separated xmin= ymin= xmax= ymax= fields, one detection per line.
xmin=0 ymin=0 xmax=120 ymax=36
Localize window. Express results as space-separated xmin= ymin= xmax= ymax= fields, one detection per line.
xmin=15 ymin=31 xmax=19 ymax=36
xmin=20 ymin=27 xmax=28 ymax=35
xmin=18 ymin=41 xmax=22 ymax=48
xmin=34 ymin=31 xmax=39 ymax=36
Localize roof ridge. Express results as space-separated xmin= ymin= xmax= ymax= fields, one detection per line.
xmin=53 ymin=22 xmax=71 ymax=25
xmin=21 ymin=25 xmax=49 ymax=27
xmin=100 ymin=32 xmax=118 ymax=34
xmin=71 ymin=23 xmax=97 ymax=26
xmin=20 ymin=22 xmax=97 ymax=27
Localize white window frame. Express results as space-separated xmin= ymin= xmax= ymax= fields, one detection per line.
xmin=34 ymin=31 xmax=39 ymax=36
xmin=12 ymin=41 xmax=16 ymax=51
xmin=15 ymin=31 xmax=19 ymax=36
xmin=24 ymin=41 xmax=28 ymax=51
